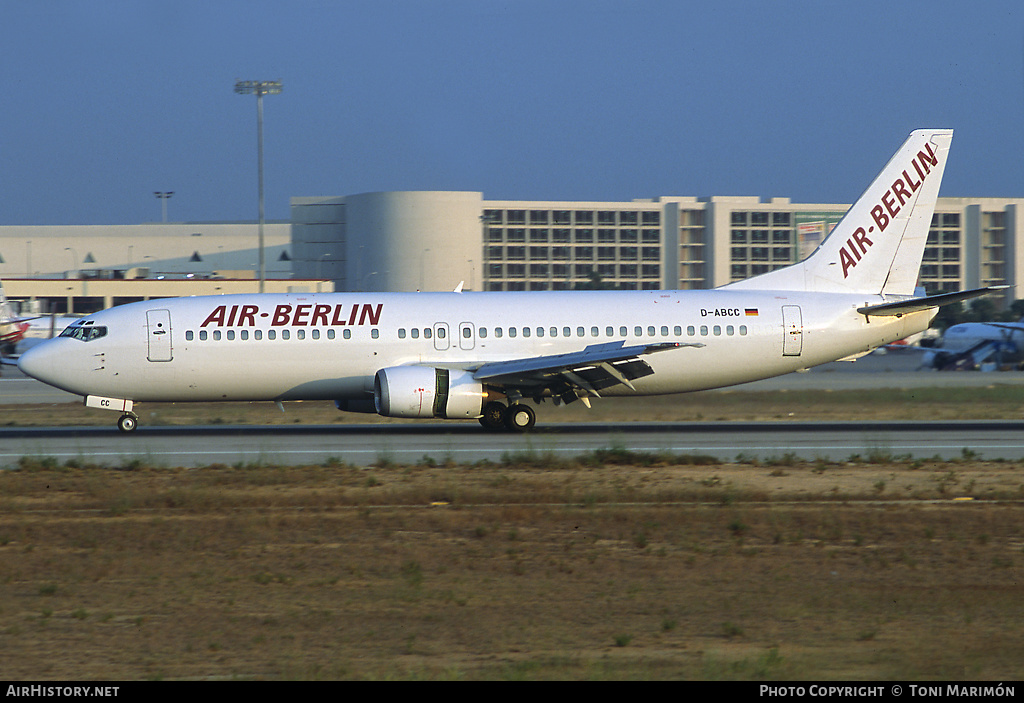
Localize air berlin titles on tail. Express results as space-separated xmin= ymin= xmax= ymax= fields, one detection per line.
xmin=200 ymin=303 xmax=383 ymax=328
xmin=839 ymin=140 xmax=939 ymax=278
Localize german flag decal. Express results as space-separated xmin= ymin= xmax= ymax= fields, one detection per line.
xmin=745 ymin=308 xmax=759 ymax=316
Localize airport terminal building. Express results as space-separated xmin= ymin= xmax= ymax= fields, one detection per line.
xmin=2 ymin=191 xmax=1022 ymax=311
xmin=290 ymin=191 xmax=1023 ymax=305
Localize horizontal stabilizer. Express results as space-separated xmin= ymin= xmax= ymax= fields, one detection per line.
xmin=857 ymin=285 xmax=1009 ymax=317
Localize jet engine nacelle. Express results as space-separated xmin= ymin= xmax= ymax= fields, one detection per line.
xmin=374 ymin=366 xmax=484 ymax=419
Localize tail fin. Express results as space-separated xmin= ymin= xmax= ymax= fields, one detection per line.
xmin=724 ymin=129 xmax=953 ymax=295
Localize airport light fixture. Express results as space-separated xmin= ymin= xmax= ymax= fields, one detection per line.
xmin=153 ymin=192 xmax=174 ymax=223
xmin=234 ymin=79 xmax=282 ymax=294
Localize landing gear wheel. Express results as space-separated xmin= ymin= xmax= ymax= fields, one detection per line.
xmin=504 ymin=403 xmax=536 ymax=432
xmin=479 ymin=401 xmax=507 ymax=430
xmin=117 ymin=414 xmax=138 ymax=433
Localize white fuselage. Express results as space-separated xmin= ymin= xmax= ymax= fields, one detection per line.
xmin=17 ymin=289 xmax=933 ymax=404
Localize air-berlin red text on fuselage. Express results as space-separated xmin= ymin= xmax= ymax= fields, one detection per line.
xmin=199 ymin=303 xmax=383 ymax=328
xmin=839 ymin=141 xmax=939 ymax=279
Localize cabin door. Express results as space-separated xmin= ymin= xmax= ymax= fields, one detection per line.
xmin=781 ymin=305 xmax=803 ymax=357
xmin=146 ymin=309 xmax=173 ymax=362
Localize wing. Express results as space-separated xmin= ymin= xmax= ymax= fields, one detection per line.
xmin=472 ymin=340 xmax=701 ymax=405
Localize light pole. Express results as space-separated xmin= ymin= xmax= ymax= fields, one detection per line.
xmin=153 ymin=192 xmax=174 ymax=223
xmin=234 ymin=79 xmax=282 ymax=294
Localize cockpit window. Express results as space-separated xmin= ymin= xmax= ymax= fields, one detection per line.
xmin=59 ymin=325 xmax=108 ymax=342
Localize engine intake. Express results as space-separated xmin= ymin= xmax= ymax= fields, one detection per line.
xmin=374 ymin=366 xmax=484 ymax=419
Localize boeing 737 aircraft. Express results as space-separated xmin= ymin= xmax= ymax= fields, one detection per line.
xmin=17 ymin=129 xmax=1002 ymax=432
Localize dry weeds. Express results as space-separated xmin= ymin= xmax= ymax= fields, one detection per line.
xmin=0 ymin=456 xmax=1022 ymax=680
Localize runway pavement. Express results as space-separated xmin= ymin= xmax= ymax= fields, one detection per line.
xmin=3 ymin=420 xmax=1024 ymax=467
xmin=4 ymin=351 xmax=1024 ymax=467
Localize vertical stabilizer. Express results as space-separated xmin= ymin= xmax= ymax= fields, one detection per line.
xmin=724 ymin=129 xmax=953 ymax=295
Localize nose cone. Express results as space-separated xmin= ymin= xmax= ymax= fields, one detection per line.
xmin=17 ymin=339 xmax=69 ymax=390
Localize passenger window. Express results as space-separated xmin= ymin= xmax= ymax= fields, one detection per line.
xmin=437 ymin=328 xmax=446 ymax=339
xmin=372 ymin=329 xmax=379 ymax=339
xmin=186 ymin=330 xmax=194 ymax=341
xmin=495 ymin=327 xmax=503 ymax=338
xmin=523 ymin=327 xmax=531 ymax=338
xmin=674 ymin=326 xmax=682 ymax=336
xmin=411 ymin=328 xmax=419 ymax=339
xmin=509 ymin=328 xmax=517 ymax=338
xmin=687 ymin=326 xmax=695 ymax=336
xmin=480 ymin=328 xmax=487 ymax=338
xmin=213 ymin=330 xmax=221 ymax=341
xmin=577 ymin=327 xmax=585 ymax=337
xmin=606 ymin=326 xmax=614 ymax=337
xmin=661 ymin=326 xmax=669 ymax=336
xmin=726 ymin=326 xmax=734 ymax=336
xmin=550 ymin=327 xmax=557 ymax=337
xmin=424 ymin=329 xmax=432 ymax=339
xmin=700 ymin=326 xmax=708 ymax=336
xmin=563 ymin=327 xmax=571 ymax=337
xmin=297 ymin=330 xmax=305 ymax=340
xmin=619 ymin=326 xmax=627 ymax=336
xmin=343 ymin=329 xmax=351 ymax=339
xmin=634 ymin=326 xmax=642 ymax=336
xmin=311 ymin=330 xmax=319 ymax=340
xmin=281 ymin=330 xmax=290 ymax=340
xmin=268 ymin=330 xmax=276 ymax=340
xmin=464 ymin=327 xmax=473 ymax=338
xmin=591 ymin=327 xmax=599 ymax=337
xmin=254 ymin=330 xmax=262 ymax=340
xmin=399 ymin=329 xmax=406 ymax=339
xmin=647 ymin=326 xmax=655 ymax=336
xmin=242 ymin=330 xmax=250 ymax=340
xmin=535 ymin=327 xmax=543 ymax=338
xmin=199 ymin=330 xmax=208 ymax=341
xmin=740 ymin=326 xmax=748 ymax=336
xmin=227 ymin=330 xmax=235 ymax=341
xmin=713 ymin=326 xmax=721 ymax=336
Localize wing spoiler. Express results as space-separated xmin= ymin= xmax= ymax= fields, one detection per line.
xmin=857 ymin=285 xmax=1009 ymax=317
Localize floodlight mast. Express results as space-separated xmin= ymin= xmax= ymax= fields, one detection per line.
xmin=234 ymin=80 xmax=282 ymax=293
xmin=153 ymin=192 xmax=174 ymax=223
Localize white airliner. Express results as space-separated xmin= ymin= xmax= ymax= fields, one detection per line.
xmin=917 ymin=319 xmax=1024 ymax=370
xmin=17 ymin=129 xmax=1002 ymax=432
xmin=0 ymin=282 xmax=77 ymax=367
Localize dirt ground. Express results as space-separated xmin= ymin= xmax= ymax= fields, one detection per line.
xmin=0 ymin=455 xmax=1021 ymax=680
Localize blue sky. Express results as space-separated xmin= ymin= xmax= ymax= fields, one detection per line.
xmin=1 ymin=0 xmax=1022 ymax=225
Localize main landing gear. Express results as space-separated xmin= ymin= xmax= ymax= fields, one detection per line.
xmin=479 ymin=401 xmax=536 ymax=432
